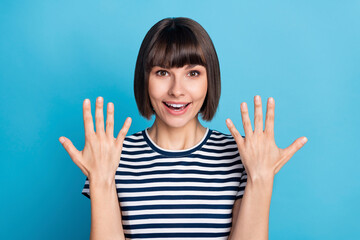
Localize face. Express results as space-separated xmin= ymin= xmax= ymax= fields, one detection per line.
xmin=148 ymin=64 xmax=208 ymax=128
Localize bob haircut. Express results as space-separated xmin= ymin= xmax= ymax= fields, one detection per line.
xmin=134 ymin=17 xmax=221 ymax=121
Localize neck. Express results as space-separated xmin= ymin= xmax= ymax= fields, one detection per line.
xmin=147 ymin=116 xmax=207 ymax=151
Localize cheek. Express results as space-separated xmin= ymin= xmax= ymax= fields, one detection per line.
xmin=188 ymin=79 xmax=208 ymax=99
xmin=148 ymin=79 xmax=167 ymax=99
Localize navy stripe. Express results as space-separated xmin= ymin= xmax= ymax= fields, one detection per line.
xmin=123 ymin=222 xmax=232 ymax=230
xmin=116 ymin=168 xmax=241 ymax=176
xmin=118 ymin=160 xmax=242 ymax=170
xmin=116 ymin=185 xmax=239 ymax=193
xmin=118 ymin=194 xmax=236 ymax=202
xmin=119 ymin=152 xmax=240 ymax=162
xmin=122 ymin=143 xmax=149 ymax=148
xmin=115 ymin=177 xmax=241 ymax=184
xmin=121 ymin=149 xmax=154 ymax=155
xmin=125 ymin=231 xmax=230 ymax=239
xmin=122 ymin=213 xmax=232 ymax=220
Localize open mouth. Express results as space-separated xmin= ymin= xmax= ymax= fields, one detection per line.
xmin=162 ymin=102 xmax=191 ymax=111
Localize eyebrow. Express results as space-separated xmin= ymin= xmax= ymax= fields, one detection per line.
xmin=185 ymin=64 xmax=199 ymax=69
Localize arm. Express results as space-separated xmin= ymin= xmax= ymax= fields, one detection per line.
xmin=59 ymin=97 xmax=132 ymax=240
xmin=228 ymin=198 xmax=242 ymax=239
xmin=226 ymin=96 xmax=307 ymax=240
xmin=89 ymin=178 xmax=126 ymax=240
xmin=228 ymin=176 xmax=273 ymax=240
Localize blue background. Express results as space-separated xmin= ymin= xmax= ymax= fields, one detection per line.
xmin=1 ymin=0 xmax=359 ymax=239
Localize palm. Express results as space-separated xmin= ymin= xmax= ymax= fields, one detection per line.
xmin=59 ymin=97 xmax=132 ymax=182
xmin=226 ymin=95 xmax=307 ymax=180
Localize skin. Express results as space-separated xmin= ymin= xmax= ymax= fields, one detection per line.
xmin=59 ymin=66 xmax=308 ymax=239
xmin=146 ymin=64 xmax=208 ymax=150
xmin=59 ymin=97 xmax=130 ymax=240
xmin=226 ymin=95 xmax=308 ymax=239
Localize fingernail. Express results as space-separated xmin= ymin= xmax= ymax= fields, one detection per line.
xmin=269 ymin=97 xmax=274 ymax=103
xmin=84 ymin=99 xmax=90 ymax=104
xmin=59 ymin=137 xmax=65 ymax=143
xmin=97 ymin=97 xmax=103 ymax=103
xmin=241 ymin=102 xmax=247 ymax=111
xmin=301 ymin=137 xmax=308 ymax=144
xmin=255 ymin=95 xmax=260 ymax=103
xmin=226 ymin=119 xmax=231 ymax=124
xmin=108 ymin=102 xmax=113 ymax=110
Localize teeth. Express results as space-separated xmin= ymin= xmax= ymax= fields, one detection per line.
xmin=169 ymin=103 xmax=186 ymax=107
xmin=165 ymin=102 xmax=188 ymax=108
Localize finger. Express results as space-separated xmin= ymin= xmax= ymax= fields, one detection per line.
xmin=106 ymin=102 xmax=114 ymax=139
xmin=254 ymin=95 xmax=263 ymax=133
xmin=83 ymin=99 xmax=95 ymax=139
xmin=59 ymin=136 xmax=87 ymax=175
xmin=281 ymin=136 xmax=308 ymax=166
xmin=240 ymin=102 xmax=253 ymax=138
xmin=116 ymin=117 xmax=132 ymax=148
xmin=264 ymin=97 xmax=275 ymax=137
xmin=226 ymin=118 xmax=245 ymax=147
xmin=95 ymin=96 xmax=105 ymax=136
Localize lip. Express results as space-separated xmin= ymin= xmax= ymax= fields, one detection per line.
xmin=163 ymin=102 xmax=191 ymax=116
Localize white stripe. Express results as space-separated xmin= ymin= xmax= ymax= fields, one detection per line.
xmin=120 ymin=199 xmax=234 ymax=207
xmin=210 ymin=133 xmax=231 ymax=139
xmin=207 ymin=138 xmax=234 ymax=144
xmin=122 ymin=217 xmax=231 ymax=225
xmin=119 ymin=156 xmax=242 ymax=166
xmin=202 ymin=144 xmax=238 ymax=150
xmin=126 ymin=135 xmax=143 ymax=140
xmin=115 ymin=172 xmax=242 ymax=180
xmin=122 ymin=146 xmax=152 ymax=152
xmin=123 ymin=227 xmax=231 ymax=234
xmin=116 ymin=181 xmax=239 ymax=189
xmin=117 ymin=163 xmax=242 ymax=173
xmin=123 ymin=140 xmax=148 ymax=146
xmin=118 ymin=190 xmax=237 ymax=198
xmin=122 ymin=208 xmax=232 ymax=215
xmin=121 ymin=152 xmax=162 ymax=159
xmin=194 ymin=150 xmax=239 ymax=157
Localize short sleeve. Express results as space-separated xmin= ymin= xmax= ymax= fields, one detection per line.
xmin=235 ymin=165 xmax=247 ymax=200
xmin=81 ymin=176 xmax=90 ymax=199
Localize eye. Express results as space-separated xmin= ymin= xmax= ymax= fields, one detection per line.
xmin=155 ymin=70 xmax=169 ymax=77
xmin=188 ymin=70 xmax=200 ymax=77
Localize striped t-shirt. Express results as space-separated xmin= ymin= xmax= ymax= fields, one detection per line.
xmin=82 ymin=127 xmax=247 ymax=240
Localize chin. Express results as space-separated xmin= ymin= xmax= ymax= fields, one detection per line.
xmin=164 ymin=119 xmax=191 ymax=129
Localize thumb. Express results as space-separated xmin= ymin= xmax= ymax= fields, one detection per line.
xmin=59 ymin=136 xmax=82 ymax=168
xmin=283 ymin=136 xmax=308 ymax=160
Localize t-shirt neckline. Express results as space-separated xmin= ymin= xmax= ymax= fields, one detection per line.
xmin=142 ymin=127 xmax=212 ymax=157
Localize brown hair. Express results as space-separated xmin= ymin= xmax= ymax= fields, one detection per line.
xmin=134 ymin=17 xmax=221 ymax=121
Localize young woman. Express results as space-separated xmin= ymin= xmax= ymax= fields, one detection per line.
xmin=59 ymin=17 xmax=307 ymax=240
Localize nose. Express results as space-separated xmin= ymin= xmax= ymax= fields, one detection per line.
xmin=168 ymin=75 xmax=185 ymax=97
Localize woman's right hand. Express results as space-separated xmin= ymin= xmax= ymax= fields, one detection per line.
xmin=59 ymin=96 xmax=132 ymax=184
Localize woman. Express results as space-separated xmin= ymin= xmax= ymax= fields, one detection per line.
xmin=59 ymin=17 xmax=307 ymax=240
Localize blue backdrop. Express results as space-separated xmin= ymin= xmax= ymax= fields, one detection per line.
xmin=1 ymin=0 xmax=359 ymax=239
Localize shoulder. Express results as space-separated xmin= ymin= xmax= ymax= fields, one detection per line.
xmin=122 ymin=129 xmax=146 ymax=146
xmin=209 ymin=129 xmax=236 ymax=142
xmin=124 ymin=129 xmax=144 ymax=139
xmin=205 ymin=128 xmax=241 ymax=148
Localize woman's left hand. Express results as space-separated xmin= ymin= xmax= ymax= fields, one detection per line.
xmin=226 ymin=95 xmax=308 ymax=182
